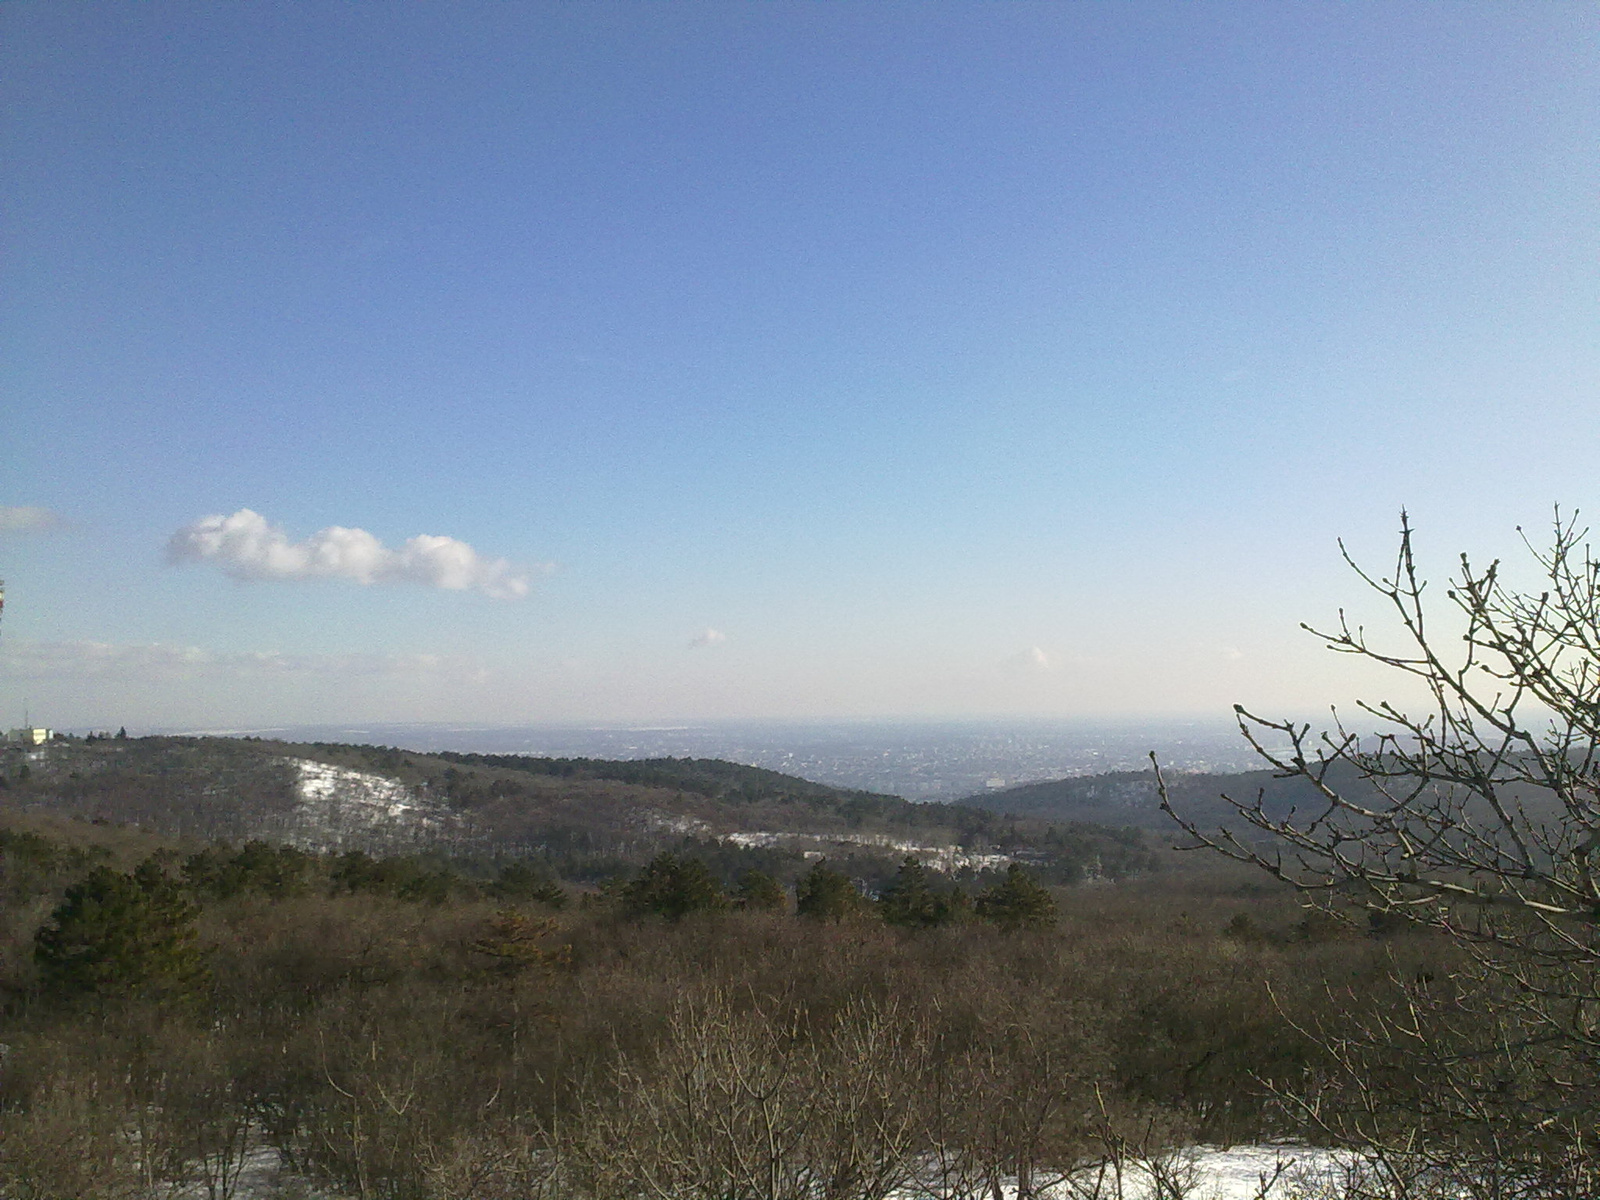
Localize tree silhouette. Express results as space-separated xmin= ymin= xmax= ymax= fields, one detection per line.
xmin=1161 ymin=511 xmax=1600 ymax=1184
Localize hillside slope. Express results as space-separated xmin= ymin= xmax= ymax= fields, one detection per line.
xmin=957 ymin=767 xmax=1344 ymax=831
xmin=961 ymin=757 xmax=1564 ymax=850
xmin=0 ymin=735 xmax=1158 ymax=888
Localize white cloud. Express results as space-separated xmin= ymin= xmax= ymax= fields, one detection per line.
xmin=0 ymin=506 xmax=69 ymax=534
xmin=689 ymin=628 xmax=727 ymax=648
xmin=1002 ymin=645 xmax=1053 ymax=672
xmin=168 ymin=509 xmax=532 ymax=600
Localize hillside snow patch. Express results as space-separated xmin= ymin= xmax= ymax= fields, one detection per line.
xmin=723 ymin=829 xmax=1012 ymax=874
xmin=286 ymin=758 xmax=448 ymax=852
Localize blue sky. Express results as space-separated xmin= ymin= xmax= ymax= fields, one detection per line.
xmin=3 ymin=2 xmax=1597 ymax=729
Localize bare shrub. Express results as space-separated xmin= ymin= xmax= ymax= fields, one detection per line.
xmin=0 ymin=1069 xmax=146 ymax=1200
xmin=1162 ymin=512 xmax=1600 ymax=1188
xmin=559 ymin=988 xmax=930 ymax=1200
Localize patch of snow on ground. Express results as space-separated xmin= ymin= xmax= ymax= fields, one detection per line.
xmin=179 ymin=1142 xmax=1354 ymax=1199
xmin=644 ymin=811 xmax=714 ymax=837
xmin=723 ymin=828 xmax=1012 ymax=873
xmin=285 ymin=758 xmax=447 ymax=851
xmin=160 ymin=1145 xmax=297 ymax=1199
xmin=883 ymin=1145 xmax=1350 ymax=1200
xmin=1178 ymin=1143 xmax=1350 ymax=1199
xmin=293 ymin=759 xmax=422 ymax=818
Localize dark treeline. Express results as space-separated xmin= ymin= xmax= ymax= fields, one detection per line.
xmin=0 ymin=813 xmax=1454 ymax=1199
xmin=961 ymin=765 xmax=1391 ymax=832
xmin=429 ymin=750 xmax=902 ymax=808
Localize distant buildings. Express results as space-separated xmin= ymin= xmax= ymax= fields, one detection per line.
xmin=5 ymin=727 xmax=52 ymax=745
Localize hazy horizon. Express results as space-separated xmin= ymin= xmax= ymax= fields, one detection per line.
xmin=73 ymin=715 xmax=1286 ymax=801
xmin=4 ymin=4 xmax=1596 ymax=731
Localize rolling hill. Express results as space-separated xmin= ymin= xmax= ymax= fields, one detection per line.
xmin=0 ymin=734 xmax=1159 ymax=890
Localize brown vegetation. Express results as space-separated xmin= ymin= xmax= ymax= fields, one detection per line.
xmin=0 ymin=814 xmax=1436 ymax=1199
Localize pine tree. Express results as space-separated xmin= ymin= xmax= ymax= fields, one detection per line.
xmin=183 ymin=841 xmax=311 ymax=901
xmin=34 ymin=861 xmax=206 ymax=1000
xmin=879 ymin=856 xmax=968 ymax=928
xmin=733 ymin=868 xmax=786 ymax=912
xmin=469 ymin=910 xmax=566 ymax=977
xmin=794 ymin=861 xmax=862 ymax=922
xmin=490 ymin=861 xmax=568 ymax=908
xmin=879 ymin=857 xmax=935 ymax=927
xmin=975 ymin=864 xmax=1057 ymax=930
xmin=620 ymin=853 xmax=726 ymax=921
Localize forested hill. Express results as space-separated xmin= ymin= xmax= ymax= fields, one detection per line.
xmin=0 ymin=735 xmax=1159 ymax=890
xmin=432 ymin=750 xmax=911 ymax=815
xmin=959 ymin=764 xmax=1371 ymax=831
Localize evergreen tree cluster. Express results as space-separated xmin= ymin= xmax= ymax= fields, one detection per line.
xmin=33 ymin=862 xmax=206 ymax=1002
xmin=613 ymin=851 xmax=1057 ymax=930
xmin=20 ymin=831 xmax=1058 ymax=1012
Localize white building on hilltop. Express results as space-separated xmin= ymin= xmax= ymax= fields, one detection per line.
xmin=6 ymin=727 xmax=52 ymax=746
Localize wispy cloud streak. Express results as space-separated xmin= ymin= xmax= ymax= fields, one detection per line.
xmin=0 ymin=506 xmax=69 ymax=534
xmin=1 ymin=639 xmax=492 ymax=682
xmin=1002 ymin=645 xmax=1052 ymax=672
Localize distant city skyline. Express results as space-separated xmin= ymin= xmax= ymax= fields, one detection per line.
xmin=4 ymin=4 xmax=1597 ymax=730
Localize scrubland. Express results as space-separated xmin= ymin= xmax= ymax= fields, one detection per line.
xmin=0 ymin=814 xmax=1453 ymax=1200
